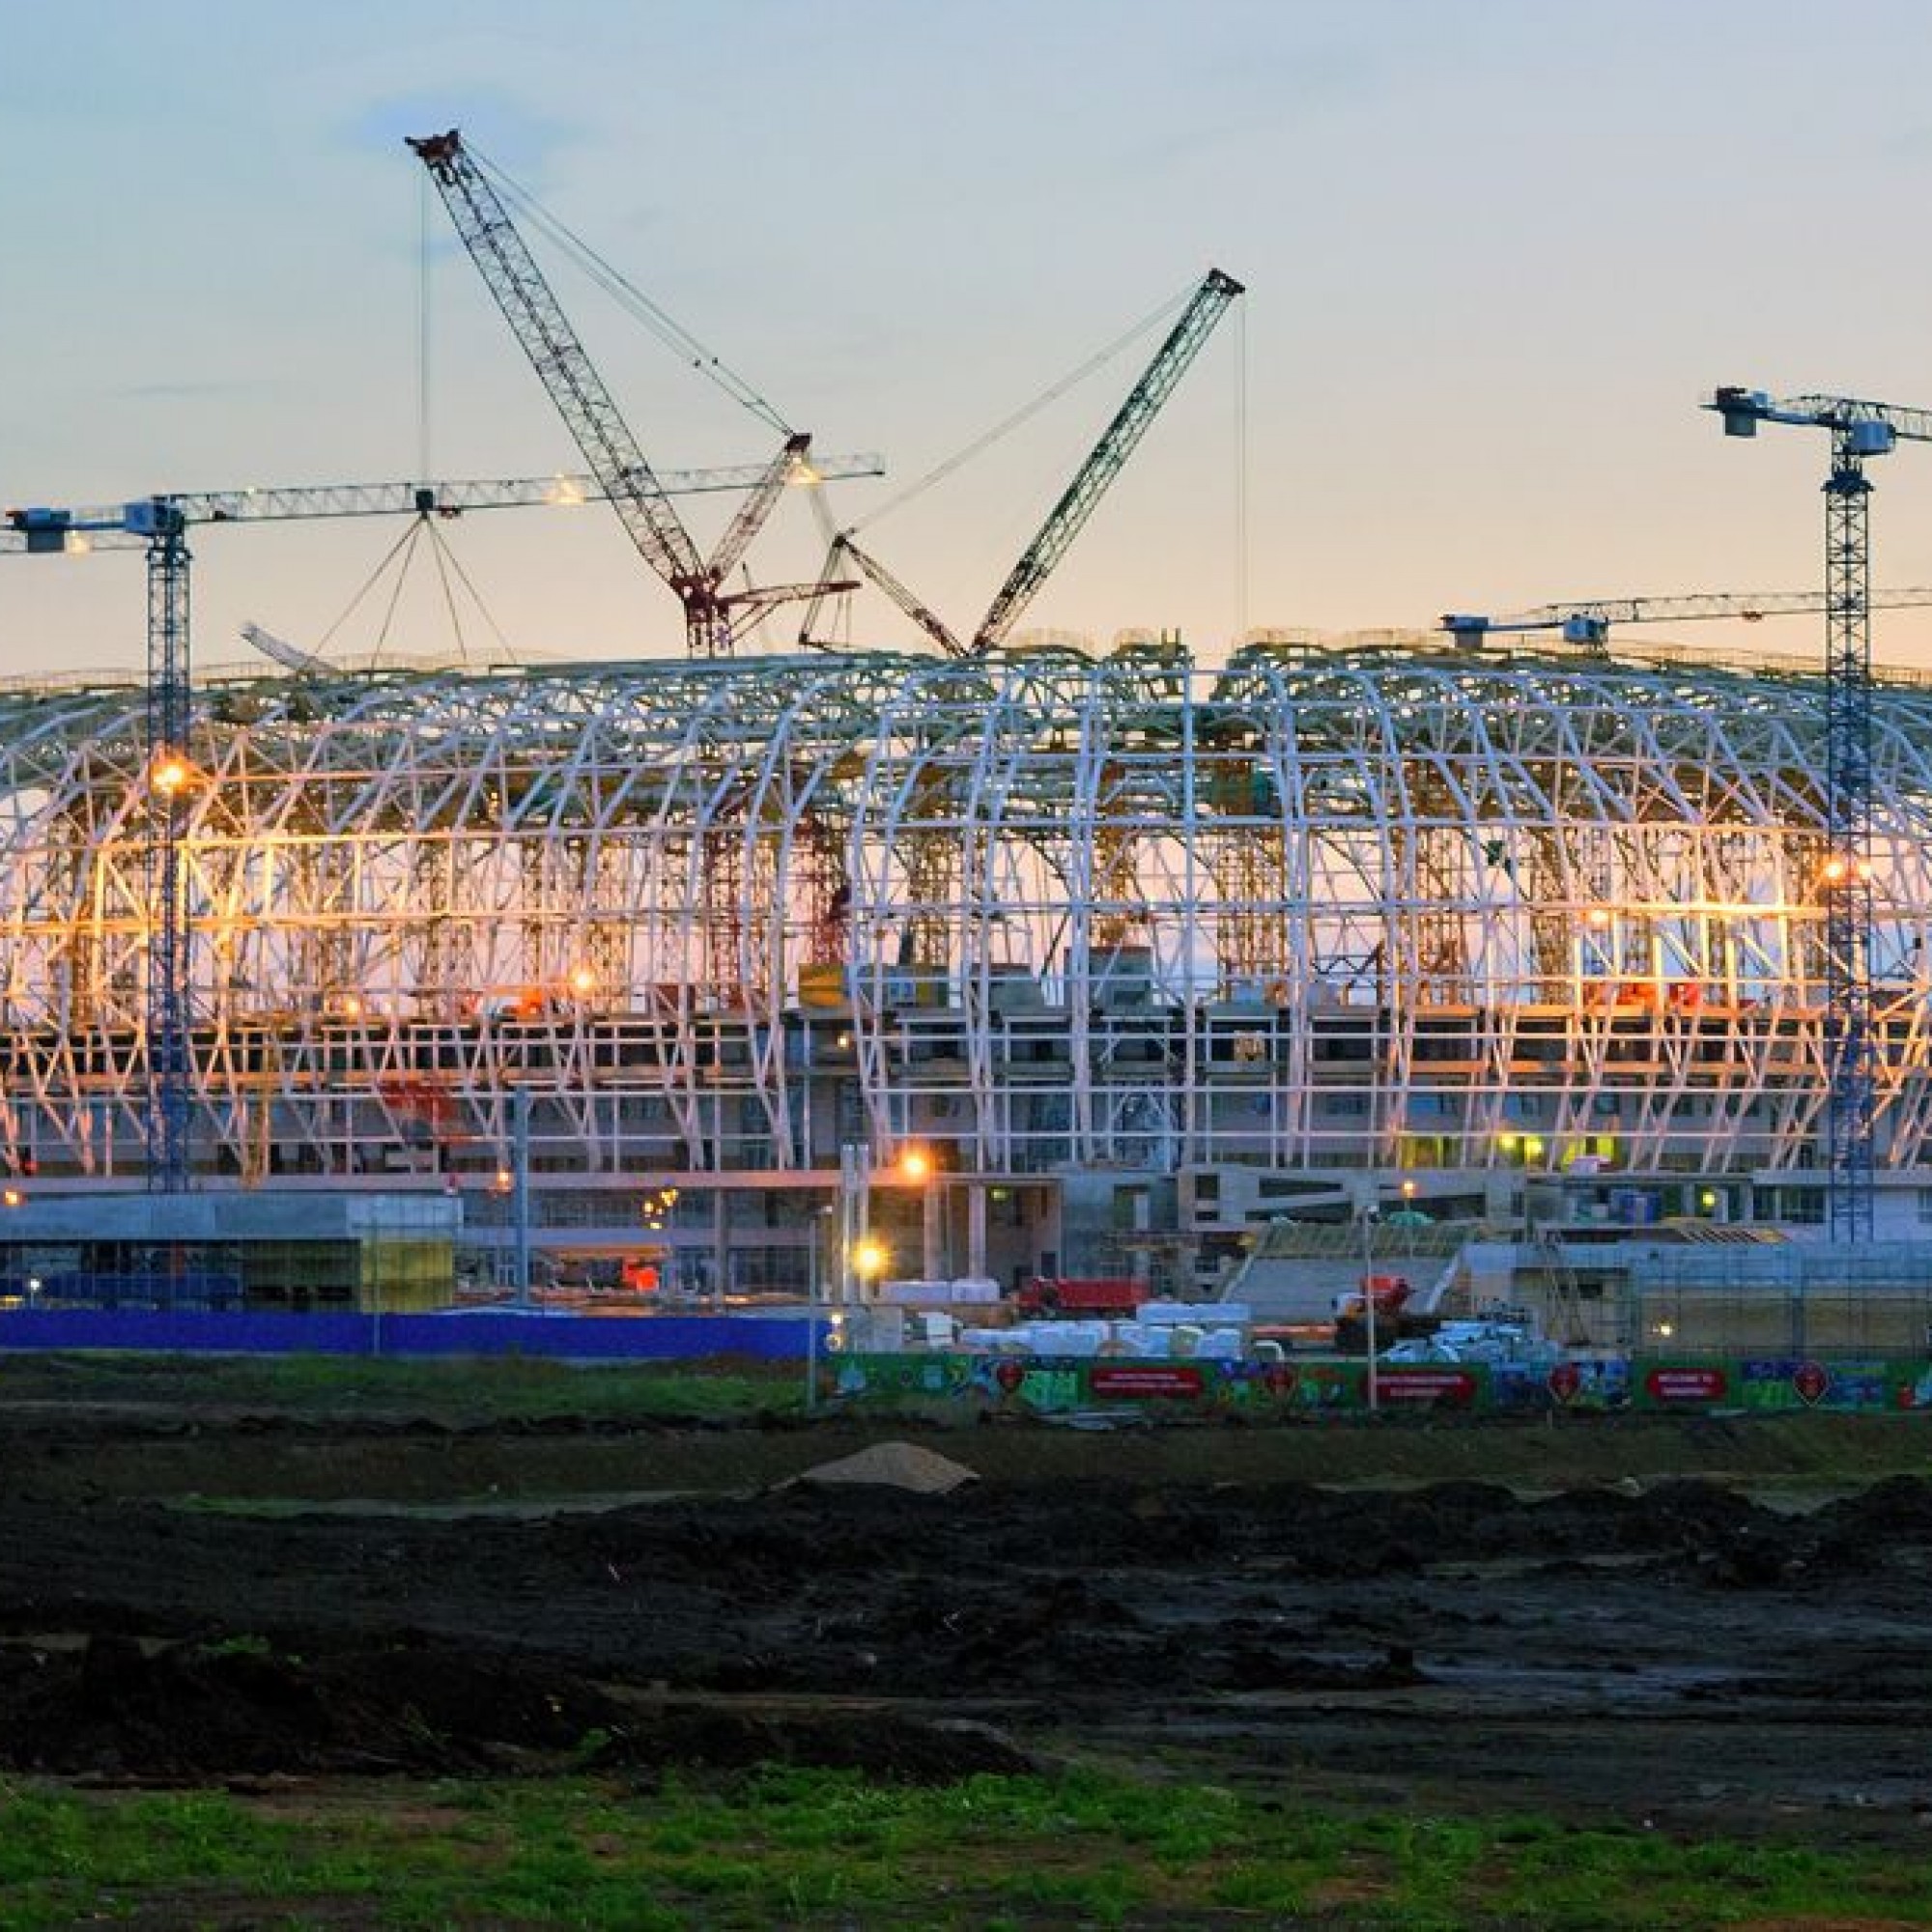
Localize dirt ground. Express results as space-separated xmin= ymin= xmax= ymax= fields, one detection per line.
xmin=2 ymin=1384 xmax=1931 ymax=1849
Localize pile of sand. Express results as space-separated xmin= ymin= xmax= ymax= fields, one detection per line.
xmin=788 ymin=1441 xmax=980 ymax=1494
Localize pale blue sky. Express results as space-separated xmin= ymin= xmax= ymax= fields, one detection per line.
xmin=8 ymin=0 xmax=1932 ymax=675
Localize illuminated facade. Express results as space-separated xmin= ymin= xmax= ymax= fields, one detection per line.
xmin=2 ymin=634 xmax=1930 ymax=1281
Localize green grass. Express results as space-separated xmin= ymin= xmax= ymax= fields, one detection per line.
xmin=0 ymin=1349 xmax=796 ymax=1423
xmin=0 ymin=1767 xmax=1924 ymax=1929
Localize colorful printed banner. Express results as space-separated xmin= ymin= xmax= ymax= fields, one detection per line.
xmin=826 ymin=1350 xmax=1932 ymax=1416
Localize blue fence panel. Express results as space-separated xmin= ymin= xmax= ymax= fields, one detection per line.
xmin=0 ymin=1308 xmax=814 ymax=1362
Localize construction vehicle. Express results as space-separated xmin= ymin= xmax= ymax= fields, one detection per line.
xmin=1013 ymin=1275 xmax=1151 ymax=1320
xmin=1331 ymin=1274 xmax=1442 ymax=1354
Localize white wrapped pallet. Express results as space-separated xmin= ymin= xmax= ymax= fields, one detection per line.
xmin=1138 ymin=1301 xmax=1198 ymax=1325
xmin=1139 ymin=1299 xmax=1253 ymax=1325
xmin=960 ymin=1326 xmax=1025 ymax=1352
xmin=877 ymin=1278 xmax=952 ymax=1305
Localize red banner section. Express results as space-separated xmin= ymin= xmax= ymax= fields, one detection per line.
xmin=1373 ymin=1368 xmax=1479 ymax=1406
xmin=1643 ymin=1365 xmax=1729 ymax=1404
xmin=1088 ymin=1365 xmax=1207 ymax=1401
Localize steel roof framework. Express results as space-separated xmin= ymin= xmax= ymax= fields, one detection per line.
xmin=0 ymin=645 xmax=1924 ymax=1187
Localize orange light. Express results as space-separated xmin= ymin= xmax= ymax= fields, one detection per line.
xmin=1584 ymin=907 xmax=1612 ymax=929
xmin=1820 ymin=855 xmax=1851 ymax=886
xmin=896 ymin=1147 xmax=932 ymax=1185
xmin=1401 ymin=1179 xmax=1417 ymax=1201
xmin=1 ymin=1188 xmax=23 ymax=1209
xmin=152 ymin=756 xmax=190 ymax=795
xmin=853 ymin=1237 xmax=889 ymax=1280
xmin=568 ymin=966 xmax=596 ymax=998
xmin=493 ymin=1168 xmax=514 ymax=1194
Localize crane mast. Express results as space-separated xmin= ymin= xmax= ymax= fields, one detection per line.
xmin=1705 ymin=386 xmax=1932 ymax=1241
xmin=973 ymin=268 xmax=1243 ymax=653
xmin=409 ymin=129 xmax=810 ymax=658
xmin=142 ymin=503 xmax=192 ymax=1194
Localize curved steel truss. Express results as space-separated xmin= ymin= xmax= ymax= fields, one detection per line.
xmin=1 ymin=639 xmax=1928 ymax=1184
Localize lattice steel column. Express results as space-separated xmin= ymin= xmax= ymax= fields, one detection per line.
xmin=145 ymin=511 xmax=192 ymax=1193
xmin=1823 ymin=447 xmax=1877 ymax=1240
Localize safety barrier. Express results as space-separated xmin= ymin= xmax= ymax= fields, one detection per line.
xmin=0 ymin=1307 xmax=811 ymax=1362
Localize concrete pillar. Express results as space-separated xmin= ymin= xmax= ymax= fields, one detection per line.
xmin=512 ymin=1088 xmax=532 ymax=1305
xmin=923 ymin=1185 xmax=944 ymax=1280
xmin=966 ymin=1183 xmax=988 ymax=1279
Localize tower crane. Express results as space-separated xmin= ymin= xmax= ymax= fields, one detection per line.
xmin=802 ymin=267 xmax=1244 ymax=658
xmin=1703 ymin=386 xmax=1932 ymax=1241
xmin=1439 ymin=584 xmax=1932 ymax=653
xmin=0 ymin=457 xmax=882 ymax=1194
xmin=409 ymin=129 xmax=826 ymax=657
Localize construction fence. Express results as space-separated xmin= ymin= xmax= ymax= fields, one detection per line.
xmin=1630 ymin=1243 xmax=1932 ymax=1359
xmin=826 ymin=1349 xmax=1932 ymax=1416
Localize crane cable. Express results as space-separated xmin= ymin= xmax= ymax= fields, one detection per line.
xmin=847 ymin=278 xmax=1195 ymax=538
xmin=311 ymin=514 xmax=519 ymax=669
xmin=469 ymin=143 xmax=795 ymax=440
xmin=419 ymin=515 xmax=521 ymax=665
xmin=417 ymin=170 xmax=435 ymax=479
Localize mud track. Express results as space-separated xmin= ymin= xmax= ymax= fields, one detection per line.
xmin=2 ymin=1400 xmax=1930 ymax=1842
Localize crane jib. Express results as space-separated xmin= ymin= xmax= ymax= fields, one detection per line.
xmin=409 ymin=127 xmax=819 ymax=657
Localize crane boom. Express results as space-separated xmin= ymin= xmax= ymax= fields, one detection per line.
xmin=708 ymin=434 xmax=811 ymax=586
xmin=1441 ymin=585 xmax=1932 ymax=651
xmin=1710 ymin=387 xmax=1932 ymax=447
xmin=0 ymin=457 xmax=884 ymax=555
xmin=409 ymin=129 xmax=704 ymax=587
xmin=972 ymin=267 xmax=1244 ymax=653
xmin=411 ymin=128 xmax=820 ymax=657
xmin=836 ymin=535 xmax=965 ymax=657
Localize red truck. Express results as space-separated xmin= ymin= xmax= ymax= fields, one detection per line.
xmin=1014 ymin=1275 xmax=1151 ymax=1319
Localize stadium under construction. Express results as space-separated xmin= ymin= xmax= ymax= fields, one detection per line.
xmin=6 ymin=130 xmax=1932 ymax=1355
xmin=1 ymin=627 xmax=1931 ymax=1328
